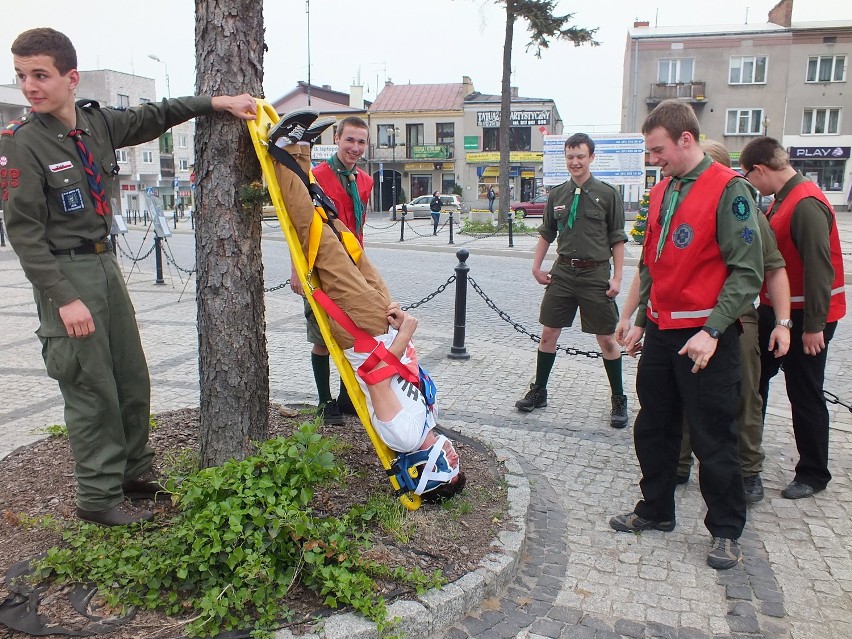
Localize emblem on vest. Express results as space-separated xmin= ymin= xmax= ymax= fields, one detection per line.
xmin=740 ymin=227 xmax=755 ymax=245
xmin=732 ymin=195 xmax=751 ymax=221
xmin=672 ymin=223 xmax=693 ymax=249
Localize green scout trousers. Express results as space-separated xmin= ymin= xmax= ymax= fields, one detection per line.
xmin=35 ymin=252 xmax=153 ymax=511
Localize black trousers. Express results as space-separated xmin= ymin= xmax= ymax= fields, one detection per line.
xmin=757 ymin=304 xmax=837 ymax=490
xmin=634 ymin=321 xmax=746 ymax=539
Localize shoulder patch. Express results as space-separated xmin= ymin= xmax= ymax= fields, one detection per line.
xmin=740 ymin=227 xmax=755 ymax=245
xmin=732 ymin=195 xmax=751 ymax=222
xmin=1 ymin=120 xmax=25 ymax=136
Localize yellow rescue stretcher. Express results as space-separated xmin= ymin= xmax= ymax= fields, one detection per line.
xmin=247 ymin=99 xmax=421 ymax=511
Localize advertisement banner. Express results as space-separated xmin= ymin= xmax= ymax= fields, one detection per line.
xmin=543 ymin=134 xmax=645 ymax=187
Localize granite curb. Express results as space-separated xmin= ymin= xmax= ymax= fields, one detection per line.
xmin=273 ymin=450 xmax=531 ymax=639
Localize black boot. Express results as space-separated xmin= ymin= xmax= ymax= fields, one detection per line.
xmin=610 ymin=394 xmax=628 ymax=429
xmin=515 ymin=384 xmax=547 ymax=412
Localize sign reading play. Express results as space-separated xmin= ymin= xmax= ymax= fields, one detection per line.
xmin=788 ymin=146 xmax=850 ymax=159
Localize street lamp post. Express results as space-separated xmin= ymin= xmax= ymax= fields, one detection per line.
xmin=391 ymin=126 xmax=401 ymax=220
xmin=147 ymin=54 xmax=171 ymax=98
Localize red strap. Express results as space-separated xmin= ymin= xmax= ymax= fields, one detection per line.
xmin=311 ymin=289 xmax=418 ymax=385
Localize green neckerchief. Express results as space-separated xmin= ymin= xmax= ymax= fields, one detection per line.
xmin=655 ymin=176 xmax=697 ymax=261
xmin=566 ymin=187 xmax=581 ymax=229
xmin=326 ymin=155 xmax=364 ymax=234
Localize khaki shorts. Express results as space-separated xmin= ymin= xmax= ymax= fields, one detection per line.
xmin=538 ymin=261 xmax=618 ymax=335
xmin=304 ymin=298 xmax=324 ymax=345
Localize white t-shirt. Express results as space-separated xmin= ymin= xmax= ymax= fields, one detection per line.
xmin=344 ymin=327 xmax=436 ymax=453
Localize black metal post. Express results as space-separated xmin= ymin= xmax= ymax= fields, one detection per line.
xmin=173 ymin=210 xmax=178 ymax=229
xmin=154 ymin=237 xmax=165 ymax=284
xmin=508 ymin=214 xmax=514 ymax=248
xmin=448 ymin=249 xmax=471 ymax=360
xmin=399 ymin=205 xmax=406 ymax=242
xmin=448 ymin=210 xmax=454 ymax=245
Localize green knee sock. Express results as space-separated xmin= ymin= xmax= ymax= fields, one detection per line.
xmin=603 ymin=356 xmax=624 ymax=396
xmin=534 ymin=350 xmax=557 ymax=388
xmin=311 ymin=353 xmax=332 ymax=404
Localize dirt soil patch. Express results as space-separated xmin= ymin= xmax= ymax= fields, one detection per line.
xmin=0 ymin=404 xmax=509 ymax=638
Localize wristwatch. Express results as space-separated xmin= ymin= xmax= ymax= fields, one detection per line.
xmin=775 ymin=318 xmax=793 ymax=329
xmin=701 ymin=326 xmax=721 ymax=339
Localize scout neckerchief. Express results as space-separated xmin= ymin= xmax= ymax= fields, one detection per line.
xmin=326 ymin=155 xmax=364 ymax=236
xmin=68 ymin=129 xmax=109 ymax=216
xmin=655 ymin=177 xmax=695 ymax=261
xmin=557 ymin=181 xmax=583 ymax=234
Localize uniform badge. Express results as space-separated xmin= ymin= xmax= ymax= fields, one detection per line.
xmin=61 ymin=188 xmax=86 ymax=213
xmin=49 ymin=161 xmax=74 ymax=173
xmin=672 ymin=223 xmax=694 ymax=249
xmin=732 ymin=195 xmax=751 ymax=221
xmin=554 ymin=205 xmax=566 ymax=211
xmin=0 ymin=156 xmax=7 ymax=167
xmin=740 ymin=227 xmax=755 ymax=245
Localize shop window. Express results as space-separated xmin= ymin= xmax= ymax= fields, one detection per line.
xmin=442 ymin=173 xmax=455 ymax=194
xmin=802 ymin=108 xmax=840 ymax=135
xmin=729 ymin=56 xmax=767 ymax=84
xmin=806 ymin=55 xmax=846 ymax=83
xmin=482 ymin=127 xmax=532 ymax=151
xmin=410 ymin=174 xmax=431 ymax=199
xmin=790 ymin=159 xmax=845 ymax=191
xmin=725 ymin=108 xmax=764 ymax=135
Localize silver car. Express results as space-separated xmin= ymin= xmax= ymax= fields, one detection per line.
xmin=397 ymin=195 xmax=465 ymax=218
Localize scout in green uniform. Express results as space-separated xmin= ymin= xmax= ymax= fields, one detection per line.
xmin=515 ymin=132 xmax=630 ymax=429
xmin=1 ymin=27 xmax=257 ymax=526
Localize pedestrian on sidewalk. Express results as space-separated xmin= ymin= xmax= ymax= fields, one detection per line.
xmin=287 ymin=115 xmax=373 ymax=425
xmin=612 ymin=100 xmax=764 ymax=570
xmin=429 ymin=191 xmax=442 ymax=235
xmin=514 ymin=132 xmax=629 ymax=429
xmin=487 ymin=185 xmax=496 ymax=213
xmin=1 ymin=27 xmax=256 ymax=526
xmin=740 ymin=136 xmax=847 ymax=500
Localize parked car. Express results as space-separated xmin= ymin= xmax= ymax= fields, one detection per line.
xmin=510 ymin=194 xmax=548 ymax=218
xmin=396 ymin=194 xmax=465 ymax=218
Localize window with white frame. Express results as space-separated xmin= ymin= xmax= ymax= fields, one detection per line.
xmin=725 ymin=108 xmax=764 ymax=135
xmin=117 ymin=94 xmax=129 ymax=108
xmin=178 ymin=159 xmax=189 ymax=170
xmin=806 ymin=55 xmax=846 ymax=82
xmin=116 ymin=149 xmax=128 ymax=163
xmin=729 ymin=56 xmax=767 ymax=84
xmin=658 ymin=58 xmax=693 ymax=83
xmin=178 ymin=135 xmax=188 ymax=148
xmin=801 ymin=107 xmax=841 ymax=135
xmin=141 ymin=150 xmax=154 ymax=163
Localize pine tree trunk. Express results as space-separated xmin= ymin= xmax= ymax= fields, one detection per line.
xmin=498 ymin=0 xmax=515 ymax=226
xmin=195 ymin=0 xmax=268 ymax=467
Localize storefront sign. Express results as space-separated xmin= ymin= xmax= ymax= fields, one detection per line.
xmin=411 ymin=145 xmax=449 ymax=159
xmin=476 ymin=110 xmax=551 ymax=127
xmin=464 ymin=136 xmax=479 ymax=150
xmin=788 ymin=146 xmax=850 ymax=159
xmin=466 ymin=151 xmax=543 ymax=163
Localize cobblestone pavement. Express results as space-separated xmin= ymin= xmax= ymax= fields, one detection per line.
xmin=1 ymin=211 xmax=850 ymax=639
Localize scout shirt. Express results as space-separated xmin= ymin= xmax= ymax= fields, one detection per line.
xmin=537 ymin=175 xmax=627 ymax=260
xmin=1 ymin=97 xmax=215 ymax=307
xmin=635 ymin=154 xmax=764 ymax=333
xmin=766 ymin=172 xmax=840 ymax=333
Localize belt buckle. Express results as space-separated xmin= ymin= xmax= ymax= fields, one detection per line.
xmin=94 ymin=240 xmax=109 ymax=254
xmin=569 ymin=258 xmax=580 ymax=268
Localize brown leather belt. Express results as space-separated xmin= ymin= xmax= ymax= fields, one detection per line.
xmin=556 ymin=255 xmax=608 ymax=268
xmin=51 ymin=238 xmax=113 ymax=256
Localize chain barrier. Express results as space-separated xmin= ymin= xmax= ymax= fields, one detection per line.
xmin=264 ymin=279 xmax=291 ymax=293
xmin=118 ymin=242 xmax=155 ymax=262
xmin=400 ymin=275 xmax=456 ymax=310
xmin=824 ymin=390 xmax=852 ymax=414
xmin=403 ymin=219 xmax=439 ymax=238
xmin=364 ymin=220 xmax=400 ymax=230
xmin=162 ymin=242 xmax=197 ymax=275
xmin=467 ymin=275 xmax=603 ymax=359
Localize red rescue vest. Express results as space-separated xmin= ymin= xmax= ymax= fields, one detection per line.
xmin=758 ymin=180 xmax=846 ymax=323
xmin=644 ymin=162 xmax=736 ymax=329
xmin=313 ymin=162 xmax=373 ymax=244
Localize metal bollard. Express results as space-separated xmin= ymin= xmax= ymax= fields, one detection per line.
xmin=448 ymin=210 xmax=455 ymax=245
xmin=173 ymin=211 xmax=178 ymax=229
xmin=154 ymin=237 xmax=165 ymax=285
xmin=448 ymin=249 xmax=471 ymax=360
xmin=399 ymin=205 xmax=406 ymax=242
xmin=508 ymin=214 xmax=514 ymax=248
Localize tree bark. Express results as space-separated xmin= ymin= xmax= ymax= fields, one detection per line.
xmin=195 ymin=0 xmax=268 ymax=467
xmin=498 ymin=0 xmax=515 ymax=226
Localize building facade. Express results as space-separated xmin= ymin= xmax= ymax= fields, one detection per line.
xmin=621 ymin=0 xmax=852 ymax=209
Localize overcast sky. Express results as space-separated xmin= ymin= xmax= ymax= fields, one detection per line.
xmin=1 ymin=0 xmax=847 ymax=132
